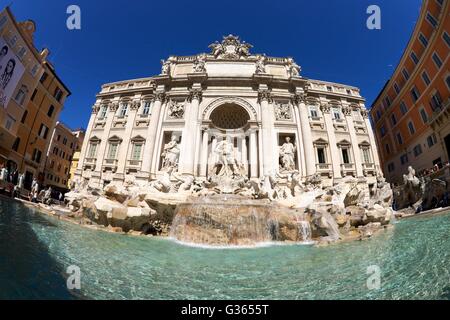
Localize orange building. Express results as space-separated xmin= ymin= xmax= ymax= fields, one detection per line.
xmin=43 ymin=122 xmax=80 ymax=192
xmin=370 ymin=0 xmax=449 ymax=184
xmin=0 ymin=7 xmax=70 ymax=190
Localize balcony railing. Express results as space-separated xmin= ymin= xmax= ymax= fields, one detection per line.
xmin=127 ymin=159 xmax=142 ymax=167
xmin=362 ymin=162 xmax=376 ymax=176
xmin=104 ymin=158 xmax=118 ymax=165
xmin=316 ymin=163 xmax=331 ymax=170
xmin=85 ymin=157 xmax=97 ymax=164
xmin=102 ymin=159 xmax=118 ymax=172
xmin=341 ymin=163 xmax=356 ymax=176
xmin=126 ymin=159 xmax=142 ymax=173
xmin=316 ymin=163 xmax=332 ymax=177
xmin=83 ymin=157 xmax=97 ymax=170
xmin=429 ymin=98 xmax=450 ymax=126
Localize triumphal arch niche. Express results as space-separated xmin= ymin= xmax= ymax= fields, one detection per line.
xmin=79 ymin=34 xmax=381 ymax=190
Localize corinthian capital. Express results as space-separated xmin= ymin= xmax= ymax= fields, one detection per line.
xmin=360 ymin=109 xmax=369 ymax=119
xmin=130 ymin=100 xmax=141 ymax=110
xmin=290 ymin=93 xmax=305 ymax=105
xmin=342 ymin=106 xmax=352 ymax=116
xmin=109 ymin=103 xmax=119 ymax=112
xmin=188 ymin=88 xmax=203 ymax=102
xmin=258 ymin=89 xmax=272 ymax=103
xmin=154 ymin=92 xmax=166 ymax=102
xmin=320 ymin=104 xmax=331 ymax=114
xmin=91 ymin=105 xmax=100 ymax=114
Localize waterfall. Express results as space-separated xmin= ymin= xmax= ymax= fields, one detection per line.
xmin=170 ymin=195 xmax=275 ymax=246
xmin=268 ymin=218 xmax=280 ymax=241
xmin=297 ymin=221 xmax=312 ymax=242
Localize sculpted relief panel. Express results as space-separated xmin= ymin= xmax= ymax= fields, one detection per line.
xmin=274 ymin=102 xmax=292 ymax=121
xmin=167 ymin=100 xmax=185 ymax=119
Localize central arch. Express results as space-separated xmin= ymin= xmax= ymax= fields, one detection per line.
xmin=202 ymin=97 xmax=257 ymax=122
xmin=210 ymin=103 xmax=250 ymax=129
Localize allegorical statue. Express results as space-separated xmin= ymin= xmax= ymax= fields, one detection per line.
xmin=287 ymin=58 xmax=301 ymax=77
xmin=208 ymin=41 xmax=223 ymax=58
xmin=255 ymin=55 xmax=266 ymax=74
xmin=212 ymin=138 xmax=240 ymax=177
xmin=279 ymin=137 xmax=296 ymax=171
xmin=161 ymin=59 xmax=171 ymax=75
xmin=403 ymin=166 xmax=421 ymax=187
xmin=193 ymin=53 xmax=206 ymax=73
xmin=238 ymin=42 xmax=252 ymax=57
xmin=161 ymin=134 xmax=180 ymax=170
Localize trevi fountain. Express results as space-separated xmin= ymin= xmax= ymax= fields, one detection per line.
xmin=2 ymin=35 xmax=448 ymax=300
xmin=66 ymin=35 xmax=398 ymax=247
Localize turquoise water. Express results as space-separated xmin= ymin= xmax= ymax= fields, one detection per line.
xmin=1 ymin=198 xmax=449 ymax=300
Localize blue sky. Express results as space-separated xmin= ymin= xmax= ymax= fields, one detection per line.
xmin=4 ymin=0 xmax=422 ymax=130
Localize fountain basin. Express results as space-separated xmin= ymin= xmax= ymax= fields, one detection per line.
xmin=170 ymin=194 xmax=311 ymax=246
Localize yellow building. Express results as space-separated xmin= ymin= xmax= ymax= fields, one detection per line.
xmin=0 ymin=7 xmax=70 ymax=190
xmin=68 ymin=129 xmax=85 ymax=189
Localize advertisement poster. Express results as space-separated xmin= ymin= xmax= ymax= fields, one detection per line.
xmin=0 ymin=36 xmax=25 ymax=108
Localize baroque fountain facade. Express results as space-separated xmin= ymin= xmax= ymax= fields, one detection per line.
xmin=69 ymin=35 xmax=394 ymax=246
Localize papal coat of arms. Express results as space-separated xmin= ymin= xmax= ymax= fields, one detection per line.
xmin=208 ymin=34 xmax=253 ymax=60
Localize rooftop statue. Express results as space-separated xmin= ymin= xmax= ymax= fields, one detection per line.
xmin=208 ymin=34 xmax=253 ymax=60
xmin=287 ymin=57 xmax=301 ymax=77
xmin=193 ymin=53 xmax=207 ymax=73
xmin=255 ymin=54 xmax=266 ymax=74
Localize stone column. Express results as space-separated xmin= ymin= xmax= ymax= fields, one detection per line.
xmin=241 ymin=135 xmax=248 ymax=164
xmin=209 ymin=137 xmax=217 ymax=176
xmin=362 ymin=109 xmax=381 ymax=173
xmin=116 ymin=100 xmax=139 ymax=177
xmin=199 ymin=128 xmax=209 ymax=177
xmin=291 ymin=101 xmax=305 ymax=177
xmin=343 ymin=106 xmax=364 ymax=178
xmin=76 ymin=104 xmax=99 ymax=175
xmin=141 ymin=93 xmax=164 ymax=177
xmin=295 ymin=93 xmax=316 ymax=176
xmin=258 ymin=88 xmax=276 ymax=176
xmin=180 ymin=88 xmax=202 ymax=176
xmin=320 ymin=104 xmax=342 ymax=180
xmin=150 ymin=101 xmax=167 ymax=175
xmin=249 ymin=128 xmax=258 ymax=178
xmin=194 ymin=122 xmax=203 ymax=176
xmin=94 ymin=101 xmax=118 ymax=174
xmin=257 ymin=127 xmax=264 ymax=177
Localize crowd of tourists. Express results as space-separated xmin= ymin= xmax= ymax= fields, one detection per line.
xmin=417 ymin=161 xmax=450 ymax=178
xmin=0 ymin=164 xmax=65 ymax=205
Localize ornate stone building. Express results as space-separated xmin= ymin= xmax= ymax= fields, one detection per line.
xmin=75 ymin=35 xmax=381 ymax=189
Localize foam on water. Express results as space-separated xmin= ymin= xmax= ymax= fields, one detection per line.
xmin=168 ymin=237 xmax=316 ymax=250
